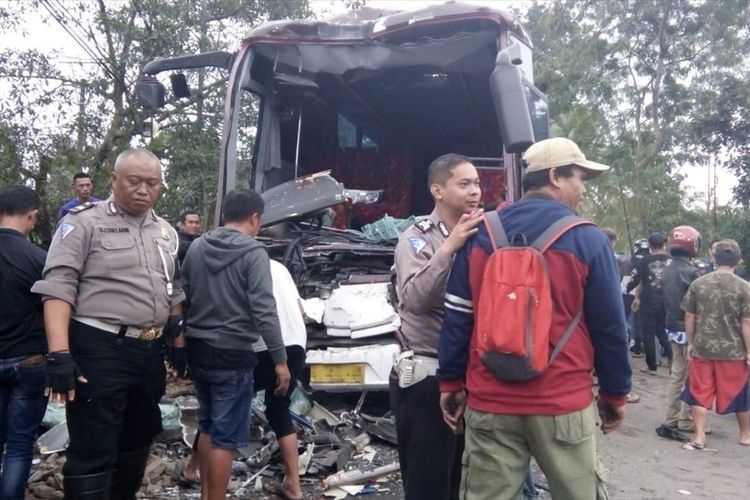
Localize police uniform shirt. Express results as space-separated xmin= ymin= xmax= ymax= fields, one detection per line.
xmin=394 ymin=209 xmax=453 ymax=357
xmin=32 ymin=198 xmax=183 ymax=327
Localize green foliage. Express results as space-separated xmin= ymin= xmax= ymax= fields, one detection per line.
xmin=0 ymin=0 xmax=312 ymax=242
xmin=524 ymin=0 xmax=750 ymax=251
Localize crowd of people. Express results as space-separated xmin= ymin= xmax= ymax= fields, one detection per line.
xmin=1 ymin=138 xmax=749 ymax=500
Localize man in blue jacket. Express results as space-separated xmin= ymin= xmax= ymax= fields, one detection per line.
xmin=439 ymin=138 xmax=632 ymax=499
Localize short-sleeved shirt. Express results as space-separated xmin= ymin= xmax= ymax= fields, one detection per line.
xmin=253 ymin=260 xmax=306 ymax=352
xmin=681 ymin=271 xmax=750 ymax=360
xmin=394 ymin=209 xmax=453 ymax=357
xmin=32 ymin=198 xmax=182 ymax=327
xmin=632 ymin=253 xmax=672 ymax=309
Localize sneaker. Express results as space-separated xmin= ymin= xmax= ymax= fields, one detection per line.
xmin=639 ymin=368 xmax=658 ymax=376
xmin=632 ymin=352 xmax=645 ymax=358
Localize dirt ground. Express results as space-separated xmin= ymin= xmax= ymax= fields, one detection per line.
xmin=327 ymin=352 xmax=750 ymax=500
xmin=597 ymin=355 xmax=748 ymax=500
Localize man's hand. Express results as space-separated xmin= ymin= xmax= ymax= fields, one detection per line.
xmin=597 ymin=398 xmax=626 ymax=434
xmin=687 ymin=344 xmax=694 ymax=362
xmin=164 ymin=315 xmax=185 ymax=340
xmin=44 ymin=351 xmax=87 ymax=403
xmin=169 ymin=346 xmax=187 ymax=378
xmin=440 ymin=390 xmax=467 ymax=434
xmin=630 ymin=298 xmax=640 ymax=312
xmin=440 ymin=210 xmax=484 ymax=256
xmin=274 ymin=362 xmax=291 ymax=396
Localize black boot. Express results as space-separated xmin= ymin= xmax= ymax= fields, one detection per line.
xmin=64 ymin=471 xmax=111 ymax=500
xmin=110 ymin=446 xmax=151 ymax=500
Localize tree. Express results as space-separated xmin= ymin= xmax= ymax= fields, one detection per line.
xmin=0 ymin=0 xmax=313 ymax=241
xmin=523 ymin=0 xmax=750 ymax=249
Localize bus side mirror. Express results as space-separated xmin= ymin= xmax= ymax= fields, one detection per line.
xmin=137 ymin=76 xmax=166 ymax=110
xmin=489 ymin=49 xmax=535 ymax=153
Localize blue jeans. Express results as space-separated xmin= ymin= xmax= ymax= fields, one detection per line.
xmin=191 ymin=365 xmax=253 ymax=449
xmin=0 ymin=355 xmax=48 ymax=500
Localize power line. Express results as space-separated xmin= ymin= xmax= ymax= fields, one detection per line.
xmin=38 ymin=0 xmax=131 ymax=97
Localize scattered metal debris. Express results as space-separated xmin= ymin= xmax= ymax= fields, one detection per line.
xmin=28 ymin=377 xmax=402 ymax=499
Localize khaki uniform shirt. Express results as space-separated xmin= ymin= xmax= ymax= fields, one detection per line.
xmin=32 ymin=198 xmax=184 ymax=327
xmin=394 ymin=209 xmax=453 ymax=357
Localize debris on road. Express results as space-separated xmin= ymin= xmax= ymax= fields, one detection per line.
xmin=27 ymin=378 xmax=402 ymax=499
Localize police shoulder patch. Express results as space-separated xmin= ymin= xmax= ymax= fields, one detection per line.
xmin=409 ymin=236 xmax=428 ymax=255
xmin=415 ymin=219 xmax=434 ymax=233
xmin=58 ymin=223 xmax=76 ymax=241
xmin=68 ymin=202 xmax=95 ymax=214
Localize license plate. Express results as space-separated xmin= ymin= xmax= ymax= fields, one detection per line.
xmin=310 ymin=363 xmax=365 ymax=384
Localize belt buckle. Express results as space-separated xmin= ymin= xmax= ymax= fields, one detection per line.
xmin=138 ymin=327 xmax=160 ymax=341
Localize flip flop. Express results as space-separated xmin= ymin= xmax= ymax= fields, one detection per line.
xmin=682 ymin=440 xmax=705 ymax=450
xmin=626 ymin=393 xmax=640 ymax=403
xmin=175 ymin=461 xmax=200 ymax=488
xmin=264 ymin=480 xmax=304 ymax=500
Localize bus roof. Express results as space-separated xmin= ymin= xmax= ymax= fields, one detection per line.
xmin=242 ymin=1 xmax=531 ymax=46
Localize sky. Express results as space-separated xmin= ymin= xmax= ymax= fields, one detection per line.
xmin=0 ymin=0 xmax=736 ymax=206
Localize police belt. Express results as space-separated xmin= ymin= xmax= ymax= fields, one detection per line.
xmin=73 ymin=316 xmax=164 ymax=341
xmin=393 ymin=350 xmax=439 ymax=388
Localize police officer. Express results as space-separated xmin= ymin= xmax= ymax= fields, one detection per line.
xmin=390 ymin=153 xmax=483 ymax=500
xmin=32 ymin=149 xmax=184 ymax=500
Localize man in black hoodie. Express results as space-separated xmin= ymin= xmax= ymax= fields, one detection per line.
xmin=182 ymin=190 xmax=290 ymax=500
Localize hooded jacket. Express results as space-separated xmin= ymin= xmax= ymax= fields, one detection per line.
xmin=182 ymin=227 xmax=286 ymax=364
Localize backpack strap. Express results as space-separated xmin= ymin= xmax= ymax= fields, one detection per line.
xmin=484 ymin=210 xmax=510 ymax=250
xmin=549 ymin=308 xmax=583 ymax=364
xmin=531 ymin=215 xmax=591 ymax=253
xmin=532 ymin=215 xmax=594 ymax=363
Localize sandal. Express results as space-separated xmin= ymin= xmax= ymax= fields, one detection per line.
xmin=682 ymin=440 xmax=705 ymax=450
xmin=264 ymin=480 xmax=304 ymax=500
xmin=175 ymin=461 xmax=200 ymax=488
xmin=626 ymin=393 xmax=640 ymax=403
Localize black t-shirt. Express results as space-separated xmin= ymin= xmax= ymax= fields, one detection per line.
xmin=0 ymin=229 xmax=47 ymax=357
xmin=186 ymin=337 xmax=257 ymax=370
xmin=633 ymin=253 xmax=672 ymax=309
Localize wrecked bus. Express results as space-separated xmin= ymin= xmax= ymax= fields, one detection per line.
xmin=138 ymin=2 xmax=547 ymax=392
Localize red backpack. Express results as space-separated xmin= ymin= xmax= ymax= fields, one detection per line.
xmin=476 ymin=210 xmax=592 ymax=381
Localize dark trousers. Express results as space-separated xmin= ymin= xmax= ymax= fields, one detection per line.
xmin=631 ymin=310 xmax=644 ymax=354
xmin=640 ymin=307 xmax=672 ymax=371
xmin=389 ymin=373 xmax=463 ymax=500
xmin=253 ymin=345 xmax=306 ymax=438
xmin=64 ymin=321 xmax=166 ymax=476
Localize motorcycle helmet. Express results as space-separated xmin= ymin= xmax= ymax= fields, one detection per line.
xmin=632 ymin=238 xmax=650 ymax=256
xmin=668 ymin=225 xmax=701 ymax=258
